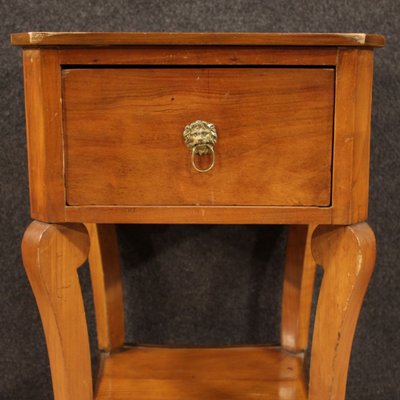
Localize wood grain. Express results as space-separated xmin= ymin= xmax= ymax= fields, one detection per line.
xmin=23 ymin=49 xmax=65 ymax=220
xmin=21 ymin=221 xmax=92 ymax=400
xmin=65 ymin=205 xmax=333 ymax=224
xmin=350 ymin=50 xmax=374 ymax=222
xmin=330 ymin=49 xmax=357 ymax=222
xmin=331 ymin=49 xmax=375 ymax=223
xmin=15 ymin=33 xmax=384 ymax=400
xmin=95 ymin=346 xmax=307 ymax=400
xmin=63 ymin=67 xmax=334 ymax=207
xmin=57 ymin=46 xmax=338 ymax=66
xmin=309 ymin=223 xmax=376 ymax=400
xmin=19 ymin=45 xmax=379 ymax=224
xmin=86 ymin=223 xmax=125 ymax=352
xmin=281 ymin=224 xmax=317 ymax=353
xmin=11 ymin=32 xmax=385 ymax=47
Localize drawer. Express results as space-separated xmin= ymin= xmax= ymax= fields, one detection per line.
xmin=63 ymin=67 xmax=334 ymax=207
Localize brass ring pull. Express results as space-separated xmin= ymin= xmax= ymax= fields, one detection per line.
xmin=183 ymin=120 xmax=218 ymax=173
xmin=191 ymin=144 xmax=215 ymax=173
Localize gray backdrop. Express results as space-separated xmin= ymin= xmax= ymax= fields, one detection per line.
xmin=1 ymin=1 xmax=399 ymax=399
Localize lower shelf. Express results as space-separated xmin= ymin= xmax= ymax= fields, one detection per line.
xmin=94 ymin=346 xmax=307 ymax=400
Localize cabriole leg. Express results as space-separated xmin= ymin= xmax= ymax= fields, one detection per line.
xmin=309 ymin=223 xmax=376 ymax=400
xmin=21 ymin=221 xmax=92 ymax=400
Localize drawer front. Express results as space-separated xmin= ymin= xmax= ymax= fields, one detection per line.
xmin=63 ymin=67 xmax=334 ymax=207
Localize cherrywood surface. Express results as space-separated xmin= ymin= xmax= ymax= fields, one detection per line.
xmin=281 ymin=224 xmax=317 ymax=353
xmin=65 ymin=205 xmax=333 ymax=224
xmin=57 ymin=46 xmax=338 ymax=66
xmin=309 ymin=223 xmax=376 ymax=400
xmin=63 ymin=67 xmax=334 ymax=207
xmin=349 ymin=50 xmax=374 ymax=222
xmin=86 ymin=224 xmax=125 ymax=353
xmin=20 ymin=45 xmax=378 ymax=224
xmin=21 ymin=221 xmax=92 ymax=400
xmin=94 ymin=346 xmax=307 ymax=400
xmin=15 ymin=33 xmax=382 ymax=400
xmin=11 ymin=32 xmax=385 ymax=47
xmin=65 ymin=206 xmax=332 ymax=224
xmin=23 ymin=49 xmax=65 ymax=221
xmin=331 ymin=49 xmax=375 ymax=223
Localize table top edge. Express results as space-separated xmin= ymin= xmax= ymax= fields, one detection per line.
xmin=10 ymin=32 xmax=385 ymax=47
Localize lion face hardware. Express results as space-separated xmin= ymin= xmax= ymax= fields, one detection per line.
xmin=183 ymin=120 xmax=218 ymax=173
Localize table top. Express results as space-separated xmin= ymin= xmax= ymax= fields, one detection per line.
xmin=11 ymin=32 xmax=385 ymax=47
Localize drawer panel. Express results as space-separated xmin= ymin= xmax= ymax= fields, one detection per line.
xmin=63 ymin=67 xmax=334 ymax=206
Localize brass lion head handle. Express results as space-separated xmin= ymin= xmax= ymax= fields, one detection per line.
xmin=183 ymin=120 xmax=217 ymax=173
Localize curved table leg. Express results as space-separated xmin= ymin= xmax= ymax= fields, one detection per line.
xmin=309 ymin=223 xmax=376 ymax=400
xmin=21 ymin=221 xmax=92 ymax=400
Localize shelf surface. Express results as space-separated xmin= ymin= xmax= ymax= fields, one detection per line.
xmin=95 ymin=346 xmax=307 ymax=400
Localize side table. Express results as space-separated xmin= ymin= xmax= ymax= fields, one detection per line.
xmin=12 ymin=32 xmax=384 ymax=400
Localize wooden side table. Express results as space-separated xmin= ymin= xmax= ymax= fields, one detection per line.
xmin=12 ymin=32 xmax=384 ymax=400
